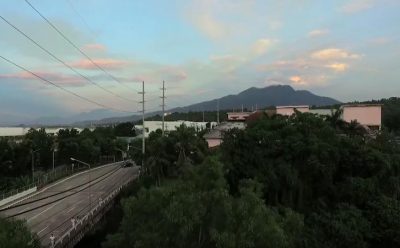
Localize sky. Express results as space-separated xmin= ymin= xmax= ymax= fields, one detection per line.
xmin=0 ymin=0 xmax=399 ymax=122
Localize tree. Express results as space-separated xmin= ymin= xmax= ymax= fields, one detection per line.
xmin=114 ymin=122 xmax=136 ymax=137
xmin=0 ymin=217 xmax=40 ymax=248
xmin=103 ymin=157 xmax=304 ymax=248
xmin=305 ymin=204 xmax=371 ymax=248
xmin=24 ymin=128 xmax=54 ymax=171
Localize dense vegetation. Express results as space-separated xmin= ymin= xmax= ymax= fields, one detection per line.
xmin=0 ymin=122 xmax=134 ymax=192
xmin=102 ymin=112 xmax=400 ymax=248
xmin=0 ymin=217 xmax=40 ymax=248
xmin=1 ymin=98 xmax=400 ymax=247
xmin=365 ymin=97 xmax=400 ymax=133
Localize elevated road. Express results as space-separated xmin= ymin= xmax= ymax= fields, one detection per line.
xmin=0 ymin=162 xmax=139 ymax=247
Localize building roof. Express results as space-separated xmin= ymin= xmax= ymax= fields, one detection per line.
xmin=203 ymin=129 xmax=223 ymax=139
xmin=276 ymin=105 xmax=309 ymax=109
xmin=227 ymin=112 xmax=254 ymax=115
xmin=341 ymin=104 xmax=383 ymax=108
xmin=203 ymin=122 xmax=245 ymax=139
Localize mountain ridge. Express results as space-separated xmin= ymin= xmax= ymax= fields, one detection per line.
xmin=2 ymin=85 xmax=341 ymax=126
xmin=75 ymin=85 xmax=340 ymax=125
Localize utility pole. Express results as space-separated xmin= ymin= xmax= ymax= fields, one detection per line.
xmin=160 ymin=81 xmax=166 ymax=136
xmin=242 ymin=104 xmax=244 ymax=112
xmin=217 ymin=99 xmax=220 ymax=124
xmin=31 ymin=151 xmax=34 ymax=183
xmin=202 ymin=109 xmax=205 ymax=122
xmin=139 ymin=81 xmax=145 ymax=167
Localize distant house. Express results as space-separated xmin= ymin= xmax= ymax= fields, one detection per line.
xmin=203 ymin=129 xmax=223 ymax=148
xmin=340 ymin=104 xmax=382 ymax=130
xmin=204 ymin=122 xmax=246 ymax=148
xmin=276 ymin=105 xmax=310 ymax=116
xmin=227 ymin=112 xmax=253 ymax=121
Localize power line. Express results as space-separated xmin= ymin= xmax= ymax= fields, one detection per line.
xmin=65 ymin=0 xmax=97 ymax=37
xmin=25 ymin=0 xmax=136 ymax=92
xmin=0 ymin=55 xmax=134 ymax=114
xmin=0 ymin=15 xmax=135 ymax=104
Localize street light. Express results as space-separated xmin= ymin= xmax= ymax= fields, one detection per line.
xmin=70 ymin=157 xmax=92 ymax=212
xmin=52 ymin=146 xmax=58 ymax=173
xmin=115 ymin=148 xmax=127 ymax=161
xmin=31 ymin=149 xmax=40 ymax=183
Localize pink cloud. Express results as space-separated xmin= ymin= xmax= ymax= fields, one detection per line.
xmin=129 ymin=67 xmax=187 ymax=84
xmin=0 ymin=71 xmax=87 ymax=87
xmin=341 ymin=0 xmax=374 ymax=13
xmin=325 ymin=63 xmax=348 ymax=72
xmin=70 ymin=58 xmax=128 ymax=70
xmin=82 ymin=43 xmax=107 ymax=52
xmin=161 ymin=67 xmax=188 ymax=82
xmin=289 ymin=76 xmax=308 ymax=86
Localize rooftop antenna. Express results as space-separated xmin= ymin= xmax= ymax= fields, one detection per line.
xmin=217 ymin=99 xmax=220 ymax=124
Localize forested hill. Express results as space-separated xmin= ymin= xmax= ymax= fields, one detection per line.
xmin=76 ymin=85 xmax=340 ymax=125
xmin=170 ymin=85 xmax=340 ymax=112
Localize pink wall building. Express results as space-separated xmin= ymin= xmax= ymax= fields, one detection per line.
xmin=227 ymin=112 xmax=253 ymax=121
xmin=276 ymin=105 xmax=310 ymax=116
xmin=341 ymin=104 xmax=382 ymax=130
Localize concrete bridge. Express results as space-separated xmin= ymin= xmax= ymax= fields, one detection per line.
xmin=0 ymin=162 xmax=139 ymax=247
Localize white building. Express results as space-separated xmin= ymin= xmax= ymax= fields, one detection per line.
xmin=134 ymin=121 xmax=217 ymax=137
xmin=276 ymin=105 xmax=310 ymax=116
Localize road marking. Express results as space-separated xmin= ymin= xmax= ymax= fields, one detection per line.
xmin=37 ymin=225 xmax=48 ymax=235
xmin=18 ymin=206 xmax=30 ymax=214
xmin=66 ymin=206 xmax=75 ymax=213
xmin=27 ymin=198 xmax=66 ymax=223
xmin=65 ymin=199 xmax=85 ymax=213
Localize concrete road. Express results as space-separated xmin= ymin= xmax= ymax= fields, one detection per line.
xmin=0 ymin=162 xmax=139 ymax=247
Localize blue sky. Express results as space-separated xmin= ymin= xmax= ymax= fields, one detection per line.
xmin=0 ymin=0 xmax=399 ymax=122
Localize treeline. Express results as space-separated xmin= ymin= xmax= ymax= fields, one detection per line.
xmin=145 ymin=110 xmax=228 ymax=122
xmin=0 ymin=122 xmax=135 ymax=192
xmin=363 ymin=97 xmax=400 ymax=133
xmin=100 ymin=112 xmax=400 ymax=248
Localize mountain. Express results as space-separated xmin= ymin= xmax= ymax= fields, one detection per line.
xmin=170 ymin=85 xmax=341 ymax=112
xmin=83 ymin=85 xmax=340 ymax=125
xmin=4 ymin=85 xmax=340 ymax=126
xmin=12 ymin=109 xmax=131 ymax=127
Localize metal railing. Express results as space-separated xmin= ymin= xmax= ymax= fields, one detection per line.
xmin=0 ymin=164 xmax=96 ymax=202
xmin=52 ymin=177 xmax=134 ymax=248
xmin=0 ymin=182 xmax=37 ymax=201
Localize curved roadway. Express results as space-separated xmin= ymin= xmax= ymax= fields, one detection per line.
xmin=0 ymin=162 xmax=139 ymax=247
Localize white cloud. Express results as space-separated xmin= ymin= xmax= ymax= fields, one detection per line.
xmin=308 ymin=29 xmax=329 ymax=37
xmin=252 ymin=39 xmax=277 ymax=56
xmin=325 ymin=63 xmax=348 ymax=72
xmin=192 ymin=14 xmax=228 ymax=40
xmin=311 ymin=48 xmax=360 ymax=60
xmin=269 ymin=20 xmax=283 ymax=30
